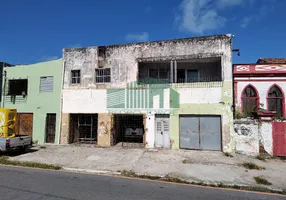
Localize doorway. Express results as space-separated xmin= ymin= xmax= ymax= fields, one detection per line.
xmin=45 ymin=114 xmax=56 ymax=143
xmin=155 ymin=114 xmax=170 ymax=148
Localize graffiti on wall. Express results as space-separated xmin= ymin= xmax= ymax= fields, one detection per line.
xmin=234 ymin=125 xmax=253 ymax=136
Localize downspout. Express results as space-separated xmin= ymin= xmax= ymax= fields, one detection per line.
xmin=58 ymin=59 xmax=66 ymax=145
xmin=2 ymin=70 xmax=7 ymax=108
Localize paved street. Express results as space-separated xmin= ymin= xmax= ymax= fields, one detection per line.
xmin=0 ymin=166 xmax=284 ymax=200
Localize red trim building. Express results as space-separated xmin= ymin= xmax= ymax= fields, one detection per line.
xmin=233 ymin=58 xmax=286 ymax=118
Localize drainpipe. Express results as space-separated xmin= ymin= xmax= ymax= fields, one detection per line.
xmin=2 ymin=70 xmax=7 ymax=108
xmin=58 ymin=59 xmax=66 ymax=145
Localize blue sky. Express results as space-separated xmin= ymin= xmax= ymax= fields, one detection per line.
xmin=0 ymin=0 xmax=285 ymax=65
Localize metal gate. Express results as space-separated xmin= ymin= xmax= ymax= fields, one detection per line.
xmin=16 ymin=113 xmax=33 ymax=136
xmin=155 ymin=114 xmax=170 ymax=148
xmin=273 ymin=121 xmax=286 ymax=156
xmin=180 ymin=115 xmax=221 ymax=151
xmin=45 ymin=114 xmax=56 ymax=143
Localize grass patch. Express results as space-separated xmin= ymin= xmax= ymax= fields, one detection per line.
xmin=242 ymin=162 xmax=265 ymax=170
xmin=254 ymin=176 xmax=272 ymax=185
xmin=255 ymin=155 xmax=266 ymax=162
xmin=164 ymin=175 xmax=188 ymax=184
xmin=0 ymin=156 xmax=61 ymax=170
xmin=121 ymin=170 xmax=161 ymax=180
xmin=223 ymin=152 xmax=233 ymax=157
xmin=182 ymin=159 xmax=188 ymax=164
xmin=119 ymin=170 xmax=285 ymax=195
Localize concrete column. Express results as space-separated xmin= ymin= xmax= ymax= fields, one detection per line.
xmin=60 ymin=113 xmax=70 ymax=144
xmin=97 ymin=113 xmax=113 ymax=147
xmin=145 ymin=114 xmax=155 ymax=148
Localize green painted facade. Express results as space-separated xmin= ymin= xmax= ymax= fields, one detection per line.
xmin=169 ymin=81 xmax=234 ymax=149
xmin=1 ymin=59 xmax=63 ymax=144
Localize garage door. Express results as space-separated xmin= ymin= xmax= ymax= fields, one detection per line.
xmin=180 ymin=115 xmax=221 ymax=151
xmin=16 ymin=113 xmax=33 ymax=136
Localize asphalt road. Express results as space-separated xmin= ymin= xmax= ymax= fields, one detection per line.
xmin=0 ymin=166 xmax=284 ymax=200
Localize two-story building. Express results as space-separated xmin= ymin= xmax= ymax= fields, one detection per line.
xmin=1 ymin=59 xmax=63 ymax=144
xmin=60 ymin=34 xmax=235 ymax=152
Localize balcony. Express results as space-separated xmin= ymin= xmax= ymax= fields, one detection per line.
xmin=138 ymin=58 xmax=223 ymax=88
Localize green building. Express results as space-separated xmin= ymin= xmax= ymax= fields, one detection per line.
xmin=1 ymin=59 xmax=63 ymax=144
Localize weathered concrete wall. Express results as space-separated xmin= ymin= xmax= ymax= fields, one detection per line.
xmin=234 ymin=120 xmax=259 ymax=155
xmin=60 ymin=113 xmax=70 ymax=144
xmin=177 ymin=87 xmax=222 ymax=104
xmin=62 ymin=90 xmax=107 ymax=113
xmin=145 ymin=115 xmax=155 ymax=148
xmin=97 ymin=113 xmax=112 ymax=147
xmin=259 ymin=121 xmax=273 ymax=155
xmin=233 ymin=119 xmax=274 ymax=156
xmin=62 ymin=35 xmax=233 ymax=114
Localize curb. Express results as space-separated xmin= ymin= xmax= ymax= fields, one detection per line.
xmin=63 ymin=167 xmax=121 ymax=175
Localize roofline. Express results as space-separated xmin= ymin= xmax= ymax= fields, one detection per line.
xmin=63 ymin=34 xmax=232 ymax=51
xmin=233 ymin=63 xmax=286 ymax=66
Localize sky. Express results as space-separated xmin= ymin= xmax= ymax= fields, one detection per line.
xmin=0 ymin=0 xmax=285 ymax=65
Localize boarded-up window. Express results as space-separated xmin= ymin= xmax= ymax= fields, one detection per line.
xmin=267 ymin=85 xmax=283 ymax=117
xmin=242 ymin=85 xmax=259 ymax=115
xmin=40 ymin=76 xmax=53 ymax=92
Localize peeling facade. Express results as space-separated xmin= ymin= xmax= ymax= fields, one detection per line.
xmin=61 ymin=34 xmax=234 ymax=152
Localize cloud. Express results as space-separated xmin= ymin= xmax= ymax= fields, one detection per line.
xmin=239 ymin=0 xmax=277 ymax=28
xmin=176 ymin=0 xmax=273 ymax=34
xmin=41 ymin=56 xmax=59 ymax=61
xmin=216 ymin=0 xmax=243 ymax=9
xmin=125 ymin=32 xmax=149 ymax=42
xmin=177 ymin=0 xmax=227 ymax=34
xmin=240 ymin=16 xmax=253 ymax=28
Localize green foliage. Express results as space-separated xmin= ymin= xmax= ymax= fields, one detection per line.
xmin=254 ymin=176 xmax=272 ymax=185
xmin=242 ymin=162 xmax=265 ymax=170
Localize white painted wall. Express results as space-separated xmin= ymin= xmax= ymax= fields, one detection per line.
xmin=259 ymin=122 xmax=273 ymax=155
xmin=62 ymin=89 xmax=107 ymax=113
xmin=145 ymin=115 xmax=155 ymax=148
xmin=237 ymin=81 xmax=286 ymax=109
xmin=234 ymin=121 xmax=259 ymax=156
xmin=177 ymin=87 xmax=222 ymax=104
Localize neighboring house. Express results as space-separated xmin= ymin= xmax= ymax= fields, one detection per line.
xmin=1 ymin=59 xmax=63 ymax=144
xmin=233 ymin=58 xmax=286 ymax=157
xmin=61 ymin=34 xmax=234 ymax=152
xmin=233 ymin=58 xmax=286 ymax=118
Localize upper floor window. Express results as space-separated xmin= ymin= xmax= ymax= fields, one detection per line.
xmin=138 ymin=58 xmax=222 ymax=84
xmin=177 ymin=69 xmax=199 ymax=83
xmin=8 ymin=79 xmax=28 ymax=96
xmin=95 ymin=68 xmax=111 ymax=83
xmin=40 ymin=76 xmax=54 ymax=92
xmin=71 ymin=70 xmax=81 ymax=84
xmin=241 ymin=85 xmax=259 ymax=115
xmin=267 ymin=85 xmax=284 ymax=117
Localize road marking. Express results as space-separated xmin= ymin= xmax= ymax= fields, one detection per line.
xmin=0 ymin=164 xmax=285 ymax=197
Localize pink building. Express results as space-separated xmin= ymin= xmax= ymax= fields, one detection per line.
xmin=233 ymin=58 xmax=286 ymax=118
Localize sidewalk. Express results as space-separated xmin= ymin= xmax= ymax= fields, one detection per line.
xmin=8 ymin=145 xmax=286 ymax=192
